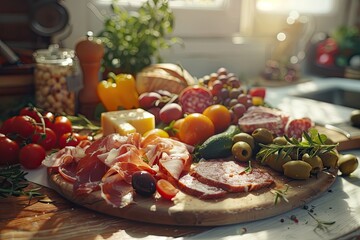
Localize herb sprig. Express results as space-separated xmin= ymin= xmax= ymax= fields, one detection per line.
xmin=308 ymin=212 xmax=336 ymax=232
xmin=271 ymin=184 xmax=290 ymax=204
xmin=0 ymin=164 xmax=42 ymax=199
xmin=257 ymin=128 xmax=338 ymax=162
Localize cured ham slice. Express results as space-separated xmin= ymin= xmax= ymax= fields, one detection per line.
xmin=191 ymin=160 xmax=274 ymax=192
xmin=178 ymin=174 xmax=227 ymax=199
xmin=47 ymin=132 xmax=191 ymax=208
xmin=238 ymin=106 xmax=289 ymax=136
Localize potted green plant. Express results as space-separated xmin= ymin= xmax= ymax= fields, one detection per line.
xmin=97 ymin=0 xmax=181 ymax=76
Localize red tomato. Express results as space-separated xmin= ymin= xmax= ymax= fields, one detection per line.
xmin=0 ymin=136 xmax=20 ymax=166
xmin=156 ymin=179 xmax=179 ymax=200
xmin=43 ymin=111 xmax=55 ymax=129
xmin=19 ymin=143 xmax=46 ymax=169
xmin=12 ymin=115 xmax=37 ymax=138
xmin=248 ymin=87 xmax=266 ymax=99
xmin=19 ymin=106 xmax=41 ymax=122
xmin=32 ymin=128 xmax=57 ymax=151
xmin=0 ymin=116 xmax=16 ymax=135
xmin=52 ymin=116 xmax=72 ymax=138
xmin=58 ymin=132 xmax=80 ymax=149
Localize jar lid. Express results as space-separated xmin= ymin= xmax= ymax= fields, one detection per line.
xmin=33 ymin=44 xmax=75 ymax=65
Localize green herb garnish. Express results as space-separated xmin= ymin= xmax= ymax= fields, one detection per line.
xmin=257 ymin=128 xmax=338 ymax=163
xmin=308 ymin=212 xmax=336 ymax=232
xmin=271 ymin=184 xmax=290 ymax=204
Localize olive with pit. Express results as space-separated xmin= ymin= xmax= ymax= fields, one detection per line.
xmin=252 ymin=128 xmax=273 ymax=144
xmin=263 ymin=152 xmax=292 ymax=172
xmin=232 ymin=141 xmax=252 ymax=162
xmin=319 ymin=150 xmax=339 ymax=168
xmin=131 ymin=171 xmax=156 ymax=197
xmin=302 ymin=153 xmax=323 ymax=174
xmin=283 ymin=160 xmax=312 ymax=180
xmin=337 ymin=154 xmax=358 ymax=175
xmin=232 ymin=132 xmax=255 ymax=149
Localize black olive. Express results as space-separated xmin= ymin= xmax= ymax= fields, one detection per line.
xmin=131 ymin=171 xmax=156 ymax=197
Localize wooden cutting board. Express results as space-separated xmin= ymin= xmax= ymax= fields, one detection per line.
xmin=49 ymin=164 xmax=337 ymax=227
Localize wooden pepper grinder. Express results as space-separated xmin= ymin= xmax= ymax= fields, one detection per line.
xmin=76 ymin=31 xmax=104 ymax=119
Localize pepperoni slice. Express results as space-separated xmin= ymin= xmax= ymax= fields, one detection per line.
xmin=178 ymin=85 xmax=213 ymax=114
xmin=285 ymin=117 xmax=314 ymax=139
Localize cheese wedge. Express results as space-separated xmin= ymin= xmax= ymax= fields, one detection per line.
xmin=101 ymin=109 xmax=155 ymax=136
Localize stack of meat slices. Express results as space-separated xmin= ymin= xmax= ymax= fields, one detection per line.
xmin=178 ymin=159 xmax=275 ymax=199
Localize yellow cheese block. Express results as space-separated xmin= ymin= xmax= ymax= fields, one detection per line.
xmin=101 ymin=109 xmax=155 ymax=136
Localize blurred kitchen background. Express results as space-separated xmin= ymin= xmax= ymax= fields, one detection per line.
xmin=0 ymin=0 xmax=359 ymax=119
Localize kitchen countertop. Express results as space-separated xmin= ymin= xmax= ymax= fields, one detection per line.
xmin=1 ymin=76 xmax=360 ymax=240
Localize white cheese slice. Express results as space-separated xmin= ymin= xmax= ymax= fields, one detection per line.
xmin=101 ymin=109 xmax=155 ymax=136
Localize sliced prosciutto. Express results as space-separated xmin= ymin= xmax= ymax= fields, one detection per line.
xmin=191 ymin=160 xmax=274 ymax=192
xmin=46 ymin=132 xmax=191 ymax=208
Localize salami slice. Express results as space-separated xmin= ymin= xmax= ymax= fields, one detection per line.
xmin=178 ymin=86 xmax=213 ymax=114
xmin=285 ymin=117 xmax=314 ymax=140
xmin=191 ymin=160 xmax=274 ymax=193
xmin=178 ymin=174 xmax=227 ymax=199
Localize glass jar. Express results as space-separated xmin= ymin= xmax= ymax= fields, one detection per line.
xmin=33 ymin=44 xmax=77 ymax=115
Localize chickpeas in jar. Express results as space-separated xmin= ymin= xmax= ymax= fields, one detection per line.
xmin=33 ymin=44 xmax=77 ymax=115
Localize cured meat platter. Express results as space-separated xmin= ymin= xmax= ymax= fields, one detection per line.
xmin=48 ymin=161 xmax=337 ymax=226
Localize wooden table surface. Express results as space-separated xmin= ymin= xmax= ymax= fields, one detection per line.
xmin=0 ymin=182 xmax=211 ymax=240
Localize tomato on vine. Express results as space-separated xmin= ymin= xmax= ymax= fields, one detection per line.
xmin=19 ymin=143 xmax=46 ymax=169
xmin=32 ymin=128 xmax=57 ymax=151
xmin=0 ymin=135 xmax=20 ymax=166
xmin=12 ymin=115 xmax=37 ymax=139
xmin=58 ymin=132 xmax=83 ymax=148
xmin=52 ymin=116 xmax=72 ymax=138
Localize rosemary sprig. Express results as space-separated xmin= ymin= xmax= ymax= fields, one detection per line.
xmin=257 ymin=128 xmax=338 ymax=163
xmin=308 ymin=211 xmax=336 ymax=232
xmin=244 ymin=160 xmax=253 ymax=173
xmin=271 ymin=184 xmax=290 ymax=204
xmin=66 ymin=114 xmax=101 ymax=136
xmin=0 ymin=164 xmax=42 ymax=199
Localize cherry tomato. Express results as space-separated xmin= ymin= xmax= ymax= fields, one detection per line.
xmin=19 ymin=143 xmax=46 ymax=169
xmin=31 ymin=128 xmax=57 ymax=151
xmin=167 ymin=118 xmax=184 ymax=139
xmin=19 ymin=106 xmax=41 ymax=122
xmin=203 ymin=104 xmax=231 ymax=133
xmin=156 ymin=179 xmax=179 ymax=200
xmin=52 ymin=116 xmax=72 ymax=138
xmin=143 ymin=128 xmax=169 ymax=138
xmin=58 ymin=132 xmax=80 ymax=149
xmin=179 ymin=113 xmax=215 ymax=146
xmin=248 ymin=87 xmax=266 ymax=99
xmin=0 ymin=136 xmax=20 ymax=166
xmin=12 ymin=115 xmax=37 ymax=139
xmin=0 ymin=116 xmax=16 ymax=135
xmin=43 ymin=111 xmax=55 ymax=129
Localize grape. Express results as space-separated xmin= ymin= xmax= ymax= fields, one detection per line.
xmin=228 ymin=99 xmax=238 ymax=107
xmin=229 ymin=88 xmax=242 ymax=99
xmin=217 ymin=67 xmax=228 ymax=76
xmin=228 ymin=77 xmax=241 ymax=88
xmin=210 ymin=80 xmax=223 ymax=95
xmin=232 ymin=103 xmax=246 ymax=118
xmin=139 ymin=92 xmax=162 ymax=109
xmin=245 ymin=99 xmax=253 ymax=109
xmin=218 ymin=75 xmax=228 ymax=84
xmin=222 ymin=98 xmax=231 ymax=106
xmin=229 ymin=109 xmax=239 ymax=125
xmin=237 ymin=94 xmax=249 ymax=105
xmin=219 ymin=88 xmax=230 ymax=100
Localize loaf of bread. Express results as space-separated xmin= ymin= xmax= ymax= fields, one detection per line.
xmin=136 ymin=63 xmax=196 ymax=94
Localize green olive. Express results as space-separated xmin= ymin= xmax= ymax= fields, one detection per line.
xmin=319 ymin=151 xmax=339 ymax=168
xmin=350 ymin=109 xmax=360 ymax=127
xmin=232 ymin=132 xmax=255 ymax=149
xmin=302 ymin=153 xmax=323 ymax=174
xmin=232 ymin=141 xmax=252 ymax=162
xmin=273 ymin=136 xmax=288 ymax=145
xmin=337 ymin=154 xmax=359 ymax=175
xmin=263 ymin=152 xmax=291 ymax=172
xmin=252 ymin=128 xmax=273 ymax=145
xmin=283 ymin=161 xmax=312 ymax=180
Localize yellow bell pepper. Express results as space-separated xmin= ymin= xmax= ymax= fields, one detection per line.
xmin=97 ymin=73 xmax=139 ymax=111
